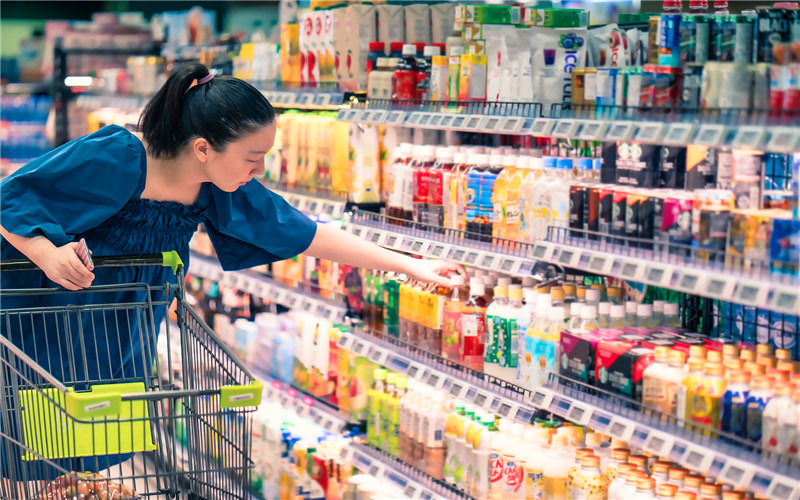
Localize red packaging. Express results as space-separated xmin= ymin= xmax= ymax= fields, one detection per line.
xmin=596 ymin=341 xmax=655 ymax=401
xmin=652 ymin=65 xmax=682 ymax=108
xmin=781 ymin=63 xmax=800 ymax=112
xmin=770 ymin=64 xmax=787 ymax=111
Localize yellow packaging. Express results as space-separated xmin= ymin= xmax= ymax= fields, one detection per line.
xmin=235 ymin=43 xmax=255 ymax=80
xmin=320 ymin=9 xmax=336 ymax=84
xmin=349 ymin=122 xmax=381 ymax=203
xmin=467 ymin=41 xmax=486 ymax=55
xmin=330 ymin=119 xmax=351 ymax=194
xmin=430 ymin=55 xmax=450 ymax=101
xmin=280 ymin=24 xmax=301 ymax=84
xmin=459 ymin=54 xmax=488 ymax=102
xmin=447 ymin=53 xmax=462 ymax=102
xmin=333 ymin=7 xmax=349 ymax=84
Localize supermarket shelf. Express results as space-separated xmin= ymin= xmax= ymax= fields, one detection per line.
xmin=261 ymin=89 xmax=345 ymax=111
xmin=344 ymin=442 xmax=473 ymax=500
xmin=266 ymin=183 xmax=348 ymax=219
xmin=189 ymin=252 xmax=348 ymax=323
xmin=535 ymin=228 xmax=800 ymax=316
xmin=339 ymin=328 xmax=539 ymax=427
xmin=344 ymin=212 xmax=539 ymax=278
xmin=531 ymin=374 xmax=800 ymax=499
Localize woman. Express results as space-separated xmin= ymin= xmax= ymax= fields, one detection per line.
xmin=0 ymin=62 xmax=464 ymax=482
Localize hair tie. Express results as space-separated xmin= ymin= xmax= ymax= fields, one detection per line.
xmin=197 ymin=73 xmax=214 ymax=85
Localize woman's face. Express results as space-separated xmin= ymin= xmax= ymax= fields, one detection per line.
xmin=204 ymin=122 xmax=276 ymax=192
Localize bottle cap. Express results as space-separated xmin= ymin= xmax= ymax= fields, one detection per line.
xmin=436 ymin=146 xmax=454 ymax=161
xmin=577 ymin=158 xmax=593 ymax=171
xmin=657 ymin=484 xmax=679 ymax=498
xmin=669 ymin=350 xmax=686 ymax=366
xmin=700 ymin=484 xmax=721 ymax=496
xmin=629 ymin=455 xmax=648 ymax=467
xmin=625 ymin=470 xmax=648 ymax=482
xmin=517 ymin=156 xmax=531 ymax=169
xmin=570 ymin=302 xmax=584 ymax=318
xmin=607 ymin=286 xmax=623 ymax=300
xmin=396 ymin=376 xmax=407 ymax=389
xmin=550 ymin=287 xmax=565 ymax=301
xmin=703 ymin=362 xmax=725 ymax=377
xmin=454 ymin=152 xmax=467 ymax=164
xmin=777 ymin=360 xmax=798 ymax=374
xmin=557 ymin=158 xmax=573 ymax=170
xmin=722 ymin=344 xmax=740 ymax=358
xmin=617 ymin=462 xmax=637 ymax=474
xmin=599 ymin=302 xmax=611 ymax=315
xmin=675 ymin=492 xmax=697 ymax=500
xmin=721 ymin=492 xmax=744 ymax=500
xmin=653 ymin=300 xmax=666 ymax=313
xmin=581 ymin=455 xmax=601 ymax=468
xmin=585 ymin=432 xmax=604 ymax=447
xmin=683 ymin=474 xmax=703 ymax=488
xmin=730 ymin=370 xmax=750 ymax=384
xmin=626 ymin=301 xmax=639 ymax=314
xmin=581 ymin=306 xmax=598 ymax=320
xmin=369 ymin=41 xmax=386 ymax=52
xmin=575 ymin=448 xmax=593 ymax=460
xmin=756 ymin=344 xmax=773 ymax=356
xmin=542 ymin=156 xmax=558 ymax=169
xmin=669 ymin=467 xmax=687 ymax=481
xmin=610 ymin=305 xmax=626 ymax=319
xmin=509 ymin=287 xmax=523 ymax=301
xmin=374 ymin=368 xmax=387 ymax=380
xmin=469 ymin=277 xmax=485 ymax=296
xmin=529 ymin=157 xmax=544 ymax=170
xmin=664 ymin=302 xmax=679 ymax=316
xmin=494 ymin=285 xmax=508 ymax=298
xmin=724 ymin=358 xmax=744 ymax=372
xmin=585 ymin=289 xmax=601 ymax=303
xmin=706 ymin=350 xmax=723 ymax=363
xmin=655 ymin=346 xmax=671 ymax=361
xmin=386 ymin=372 xmax=398 ymax=384
xmin=474 ymin=154 xmax=490 ymax=166
xmin=653 ymin=461 xmax=671 ymax=474
xmin=503 ymin=155 xmax=518 ymax=167
xmin=549 ymin=306 xmax=566 ymax=322
xmin=402 ymin=44 xmax=417 ymax=56
xmin=637 ymin=304 xmax=653 ymax=317
xmin=423 ymin=45 xmax=441 ymax=57
xmin=498 ymin=276 xmax=511 ymax=287
xmin=776 ymin=349 xmax=792 ymax=361
xmin=689 ymin=345 xmax=707 ymax=360
xmin=451 ymin=274 xmax=465 ymax=287
xmin=637 ymin=478 xmax=657 ymax=490
xmin=740 ymin=348 xmax=756 ymax=362
xmin=611 ymin=448 xmax=630 ymax=461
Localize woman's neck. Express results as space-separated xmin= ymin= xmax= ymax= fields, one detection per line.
xmin=142 ymin=150 xmax=207 ymax=205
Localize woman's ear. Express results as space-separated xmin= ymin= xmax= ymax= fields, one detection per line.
xmin=192 ymin=137 xmax=211 ymax=163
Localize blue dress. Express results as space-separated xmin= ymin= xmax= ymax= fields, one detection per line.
xmin=0 ymin=125 xmax=317 ymax=477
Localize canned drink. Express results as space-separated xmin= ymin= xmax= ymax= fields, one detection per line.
xmin=711 ymin=15 xmax=736 ymax=61
xmin=718 ymin=63 xmax=752 ymax=109
xmin=781 ymin=62 xmax=800 ymax=111
xmin=653 ymin=65 xmax=682 ymax=108
xmin=770 ymin=63 xmax=788 ymax=111
xmin=734 ymin=15 xmax=754 ymax=64
xmin=681 ymin=62 xmax=704 ymax=109
xmin=755 ymin=8 xmax=792 ymax=63
xmin=659 ymin=14 xmax=682 ymax=67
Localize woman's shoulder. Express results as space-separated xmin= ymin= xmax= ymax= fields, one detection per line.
xmin=79 ymin=125 xmax=144 ymax=154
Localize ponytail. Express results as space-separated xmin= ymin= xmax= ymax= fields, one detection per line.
xmin=139 ymin=62 xmax=275 ymax=159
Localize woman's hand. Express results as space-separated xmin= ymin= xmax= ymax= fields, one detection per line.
xmin=35 ymin=242 xmax=95 ymax=290
xmin=404 ymin=258 xmax=468 ymax=288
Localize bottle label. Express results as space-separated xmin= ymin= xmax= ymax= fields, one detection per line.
xmin=503 ymin=458 xmax=524 ymax=494
xmin=462 ymin=314 xmax=482 ymax=337
xmin=506 ymin=203 xmax=521 ymax=225
xmin=490 ymin=452 xmax=504 ymax=486
xmin=526 ymin=467 xmax=544 ymax=500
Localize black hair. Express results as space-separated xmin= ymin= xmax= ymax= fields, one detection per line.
xmin=139 ymin=62 xmax=275 ymax=159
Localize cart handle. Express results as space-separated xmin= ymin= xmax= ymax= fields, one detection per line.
xmin=1 ymin=251 xmax=184 ymax=275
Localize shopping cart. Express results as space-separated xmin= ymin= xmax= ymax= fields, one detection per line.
xmin=0 ymin=253 xmax=263 ymax=500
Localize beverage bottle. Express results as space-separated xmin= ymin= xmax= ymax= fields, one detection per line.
xmin=397 ymin=382 xmax=414 ymax=463
xmin=379 ymin=372 xmax=398 ymax=451
xmin=446 ymin=152 xmax=468 ymax=233
xmin=779 ymin=387 xmax=800 ymax=456
xmin=571 ymin=455 xmax=609 ymax=500
xmin=578 ymin=305 xmax=600 ymax=332
xmin=520 ymin=427 xmax=550 ymax=500
xmin=678 ymin=358 xmax=705 ymax=425
xmin=383 ymin=272 xmax=400 ymax=338
xmin=421 ymin=392 xmax=448 ymax=479
xmin=667 ymin=467 xmax=686 ymax=490
xmin=690 ymin=363 xmax=726 ymax=430
xmin=762 ymin=382 xmax=795 ymax=452
xmin=387 ymin=144 xmax=412 ymax=223
xmin=393 ymin=44 xmax=420 ymax=100
xmin=515 ymin=287 xmax=537 ymax=384
xmin=520 ymin=157 xmax=544 ymax=244
xmin=617 ymin=470 xmax=649 ymax=500
xmin=367 ymin=369 xmax=387 ymax=446
xmin=682 ymin=474 xmax=703 ymax=496
xmin=506 ymin=155 xmax=527 ymax=245
xmin=566 ymin=303 xmax=585 ymax=331
xmin=523 ymin=294 xmax=553 ymax=388
xmin=398 ymin=278 xmax=410 ymax=343
xmin=427 ymin=282 xmax=447 ymax=356
xmin=442 ymin=275 xmax=467 ymax=361
xmin=609 ymin=305 xmax=627 ymax=329
xmin=372 ymin=271 xmax=385 ymax=333
xmin=653 ymin=300 xmax=666 ymax=326
xmin=637 ymin=304 xmax=656 ymax=328
xmin=584 ymin=288 xmax=601 ymax=308
xmin=607 ymin=286 xmax=624 ymax=305
xmin=720 ymin=370 xmax=750 ymax=435
xmin=429 ymin=146 xmax=454 ymax=232
xmin=632 ymin=477 xmax=658 ymax=499
xmin=549 ymin=158 xmax=572 ymax=236
xmin=642 ymin=346 xmax=673 ymax=413
xmin=470 ymin=412 xmax=498 ymax=498
xmin=604 ymin=448 xmax=630 ymax=485
xmin=651 ymin=461 xmax=670 ymax=486
xmin=628 ymin=454 xmax=649 ymax=476
xmin=562 ymin=284 xmax=578 ymax=307
xmin=402 ymin=279 xmax=418 ymax=346
xmin=585 ymin=432 xmax=610 ymax=472
xmin=502 ymin=423 xmax=526 ymax=500
xmin=492 ymin=155 xmax=515 ymax=245
xmin=538 ymin=306 xmax=565 ymax=386
xmin=550 ymin=287 xmax=565 ymax=308
xmin=461 ymin=278 xmax=488 ymax=372
xmin=499 ymin=285 xmax=525 ymax=383
xmin=531 ymin=157 xmax=557 ymax=243
xmin=417 ymin=45 xmax=441 ymax=100
xmin=625 ymin=301 xmax=639 ymax=326
xmin=389 ymin=376 xmax=407 ymax=455
xmin=663 ymin=303 xmax=681 ymax=328
xmin=488 ymin=419 xmax=512 ymax=499
xmin=444 ymin=403 xmax=466 ymax=485
xmin=466 ymin=154 xmax=491 ymax=242
xmin=543 ymin=434 xmax=573 ymax=500
xmin=455 ymin=406 xmax=477 ymax=491
xmin=565 ymin=448 xmax=594 ymax=495
xmin=608 ymin=463 xmax=638 ymax=500
xmin=413 ymin=145 xmax=436 ymax=229
xmin=480 ymin=154 xmax=504 ymax=244
xmin=485 ymin=285 xmax=510 ymax=379
xmin=598 ymin=302 xmax=611 ymax=328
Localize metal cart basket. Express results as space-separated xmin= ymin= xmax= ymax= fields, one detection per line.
xmin=1 ymin=253 xmax=263 ymax=500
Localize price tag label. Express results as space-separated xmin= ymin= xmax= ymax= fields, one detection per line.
xmin=406 ymin=113 xmax=423 ymax=126
xmin=719 ymin=460 xmax=754 ymax=488
xmin=286 ymin=294 xmax=300 ymax=309
xmin=556 ymin=248 xmax=581 ymax=268
xmin=430 ymin=244 xmax=449 ymax=258
xmin=518 ymin=261 xmax=535 ymax=276
xmin=634 ymin=122 xmax=666 ymax=143
xmin=705 ymin=276 xmax=734 ymax=300
xmin=502 ymin=116 xmax=525 ymax=134
xmin=607 ymin=418 xmax=635 ymax=442
xmin=481 ymin=116 xmax=505 ymax=133
xmin=732 ymin=126 xmax=766 ymax=149
xmin=577 ymin=120 xmax=608 ymax=141
xmin=473 ymin=391 xmax=490 ymax=408
xmin=449 ymin=381 xmax=466 ymax=398
xmin=314 ymin=94 xmax=331 ymax=107
xmin=426 ymin=372 xmax=444 ymax=389
xmin=417 ymin=113 xmax=433 ymax=127
xmin=299 ymin=94 xmax=315 ymax=107
xmin=344 ymin=109 xmax=359 ymax=122
xmin=588 ymin=255 xmax=613 ymax=275
xmin=352 ymin=227 xmax=364 ymax=238
xmin=440 ymin=115 xmax=455 ymax=128
xmin=370 ymin=110 xmax=387 ymax=123
xmin=402 ymin=485 xmax=419 ymax=498
xmin=620 ymin=261 xmax=645 ymax=281
xmin=567 ymin=402 xmax=592 ymax=425
xmin=496 ymin=402 xmax=518 ymax=420
xmin=499 ymin=258 xmax=518 ymax=274
xmin=532 ymin=243 xmax=556 ymax=262
xmin=663 ymin=123 xmax=696 ymax=145
xmin=733 ymin=280 xmax=767 ymax=307
xmin=675 ymin=271 xmax=703 ymax=294
xmin=369 ymin=348 xmax=388 ymax=365
xmin=386 ymin=471 xmax=408 ymax=490
xmin=451 ymin=115 xmax=468 ymax=129
xmin=386 ymin=111 xmax=406 ymax=126
xmin=400 ymin=238 xmax=415 ymax=253
xmin=464 ymin=115 xmax=485 ymax=131
xmin=606 ymin=122 xmax=636 ymax=141
xmin=429 ymin=114 xmax=443 ymax=127
xmin=449 ymin=248 xmax=466 ymax=262
xmin=552 ymin=119 xmax=579 ymax=138
xmin=368 ymin=463 xmax=385 ymax=478
xmin=643 ymin=431 xmax=675 ymax=457
xmin=694 ymin=124 xmax=726 ymax=146
xmin=274 ymin=289 xmax=289 ymax=305
xmin=410 ymin=240 xmax=426 ymax=254
xmin=284 ymin=93 xmax=298 ymax=105
xmin=385 ymin=235 xmax=400 ymax=249
xmin=352 ymin=341 xmax=367 ymax=356
xmin=681 ymin=446 xmax=714 ymax=474
xmin=407 ymin=363 xmax=424 ymax=380
xmin=360 ymin=110 xmax=374 ymax=123
xmin=324 ymin=419 xmax=336 ymax=432
xmin=530 ymin=118 xmax=556 ymax=137
xmin=337 ymin=334 xmax=353 ymax=350
xmin=339 ymin=446 xmax=351 ymax=461
xmin=772 ymin=287 xmax=799 ymax=315
xmin=765 ymin=477 xmax=799 ymax=500
xmin=516 ymin=407 xmax=534 ymax=424
xmin=488 ymin=397 xmax=501 ymax=412
xmin=766 ymin=127 xmax=800 ymax=152
xmin=530 ymin=388 xmax=555 ymax=410
xmin=336 ymin=109 xmax=350 ymax=121
xmin=480 ymin=254 xmax=496 ymax=269
xmin=464 ymin=251 xmax=480 ymax=266
xmin=645 ymin=264 xmax=673 ymax=287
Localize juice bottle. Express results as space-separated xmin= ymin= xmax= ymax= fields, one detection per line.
xmin=778 ymin=387 xmax=800 ymax=456
xmin=690 ymin=362 xmax=726 ymax=430
xmin=604 ymin=448 xmax=630 ymax=484
xmin=516 ymin=287 xmax=539 ymax=384
xmin=379 ymin=372 xmax=397 ymax=451
xmin=393 ymin=44 xmax=420 ymax=100
xmin=387 ymin=143 xmax=412 ymax=223
xmin=397 ymin=382 xmax=414 ymax=463
xmin=367 ymin=369 xmax=387 ymax=446
xmin=642 ymin=347 xmax=673 ymax=413
xmin=446 ymin=152 xmax=468 ymax=233
xmin=362 ymin=272 xmax=375 ymax=331
xmin=543 ymin=434 xmax=573 ymax=500
xmin=429 ymin=146 xmax=454 ymax=232
xmin=502 ymin=423 xmax=526 ymax=500
xmin=444 ymin=403 xmax=466 ymax=485
xmin=523 ymin=294 xmax=553 ymax=388
xmin=520 ymin=157 xmax=544 ymax=244
xmin=484 ymin=285 xmax=509 ymax=379
xmin=745 ymin=375 xmax=772 ymax=442
xmin=457 ymin=407 xmax=478 ymax=491
xmin=413 ymin=145 xmax=436 ymax=229
xmin=491 ymin=155 xmax=515 ymax=245
xmin=428 ymin=282 xmax=448 ymax=356
xmin=565 ymin=448 xmax=594 ymax=495
xmin=478 ymin=154 xmax=504 ymax=244
xmin=500 ymin=285 xmax=525 ymax=383
xmin=720 ymin=370 xmax=750 ymax=435
xmin=505 ymin=155 xmax=526 ymax=245
xmin=442 ymin=275 xmax=467 ymax=361
xmin=373 ymin=271 xmax=385 ymax=333
xmin=571 ymin=455 xmax=608 ymax=500
xmin=549 ymin=158 xmax=573 ymax=236
xmin=662 ymin=303 xmax=681 ymax=327
xmin=632 ymin=477 xmax=657 ymax=499
xmin=421 ymin=392 xmax=448 ymax=479
xmin=471 ymin=413 xmax=498 ymax=499
xmin=389 ymin=376 xmax=407 ymax=455
xmin=383 ymin=272 xmax=400 ymax=338
xmin=608 ymin=463 xmax=637 ymax=500
xmin=531 ymin=157 xmax=557 ymax=243
xmin=411 ymin=279 xmax=426 ymax=348
xmin=461 ymin=278 xmax=488 ymax=372
xmin=678 ymin=359 xmax=704 ymax=425
xmin=762 ymin=382 xmax=794 ymax=452
xmin=466 ymin=154 xmax=490 ymax=242
xmin=577 ymin=305 xmax=600 ymax=332
xmin=538 ymin=307 xmax=566 ymax=386
xmin=520 ymin=427 xmax=550 ymax=500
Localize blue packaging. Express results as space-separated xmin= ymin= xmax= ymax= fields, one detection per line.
xmin=730 ymin=302 xmax=797 ymax=350
xmin=770 ymin=218 xmax=800 ymax=277
xmin=595 ymin=68 xmax=618 ymax=117
xmin=658 ymin=14 xmax=681 ymax=67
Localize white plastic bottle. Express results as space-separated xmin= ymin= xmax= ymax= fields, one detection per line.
xmin=520 ymin=427 xmax=550 ymax=500
xmin=501 ymin=285 xmax=527 ymax=383
xmin=597 ymin=302 xmax=611 ymax=328
xmin=516 ymin=287 xmax=539 ymax=382
xmin=653 ymin=300 xmax=666 ymax=326
xmin=539 ymin=306 xmax=566 ymax=385
xmin=520 ymin=157 xmax=544 ymax=244
xmin=609 ymin=305 xmax=627 ymax=329
xmin=502 ymin=423 xmax=526 ymax=500
xmin=625 ymin=301 xmax=639 ymax=326
xmin=471 ymin=412 xmax=498 ymax=499
xmin=585 ymin=288 xmax=602 ymax=307
xmin=489 ymin=419 xmax=512 ymax=500
xmin=662 ymin=303 xmax=681 ymax=328
xmin=531 ymin=157 xmax=557 ymax=243
xmin=631 ymin=477 xmax=657 ymax=499
xmin=549 ymin=158 xmax=572 ymax=235
xmin=523 ymin=294 xmax=552 ymax=388
xmin=567 ymin=302 xmax=585 ymax=331
xmin=578 ymin=305 xmax=600 ymax=333
xmin=542 ymin=434 xmax=573 ymax=500
xmin=762 ymin=383 xmax=795 ymax=453
xmin=485 ymin=286 xmax=510 ymax=379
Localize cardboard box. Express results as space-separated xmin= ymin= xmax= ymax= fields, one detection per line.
xmin=559 ymin=329 xmax=622 ymax=384
xmin=375 ymin=4 xmax=404 ymax=46
xmin=596 ymin=341 xmax=655 ymax=401
xmin=343 ymin=4 xmax=377 ymax=91
xmin=430 ymin=55 xmax=449 ymax=101
xmin=430 ymin=3 xmax=457 ymax=43
xmin=332 ymin=7 xmax=348 ymax=84
xmin=405 ymin=4 xmax=431 ymax=44
xmin=280 ymin=23 xmax=301 ymax=84
xmin=458 ymin=54 xmax=487 ymax=101
xmin=523 ymin=8 xmax=589 ymax=27
xmin=456 ymin=4 xmax=521 ymax=25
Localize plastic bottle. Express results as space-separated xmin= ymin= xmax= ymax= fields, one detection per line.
xmin=597 ymin=302 xmax=611 ymax=328
xmin=652 ymin=300 xmax=666 ymax=326
xmin=608 ymin=463 xmax=637 ymax=500
xmin=571 ymin=455 xmax=608 ymax=500
xmin=745 ymin=375 xmax=774 ymax=442
xmin=604 ymin=448 xmax=630 ymax=484
xmin=642 ymin=347 xmax=675 ymax=413
xmin=698 ymin=484 xmax=721 ymax=500
xmin=565 ymin=448 xmax=594 ymax=495
xmin=675 ymin=492 xmax=698 ymax=500
xmin=585 ymin=288 xmax=602 ymax=308
xmin=520 ymin=427 xmax=550 ymax=500
xmin=523 ymin=293 xmax=552 ymax=388
xmin=421 ymin=391 xmax=447 ymax=479
xmin=390 ymin=376 xmax=407 ymax=455
xmin=480 ymin=154 xmax=505 ymax=244
xmin=617 ymin=470 xmax=649 ymax=500
xmin=531 ymin=157 xmax=557 ymax=243
xmin=628 ymin=455 xmax=649 ymax=475
xmin=782 ymin=387 xmax=800 ymax=457
xmin=657 ymin=483 xmax=679 ymax=500
xmin=539 ymin=306 xmax=566 ymax=385
xmin=720 ymin=370 xmax=750 ymax=435
xmin=762 ymin=383 xmax=795 ymax=453
xmin=397 ymin=382 xmax=414 ymax=463
xmin=368 ymin=57 xmax=390 ymax=99
xmin=567 ymin=302 xmax=585 ymax=331
xmin=609 ymin=305 xmax=627 ymax=329
xmin=502 ymin=423 xmax=526 ymax=499
xmin=505 ymin=155 xmax=526 ymax=244
xmin=417 ymin=45 xmax=441 ymax=100
xmin=550 ymin=287 xmax=565 ymax=308
xmin=413 ymin=145 xmax=436 ymax=228
xmin=585 ymin=432 xmax=610 ymax=472
xmin=682 ymin=475 xmax=703 ymax=496
xmin=428 ymin=146 xmax=454 ymax=231
xmin=680 ymin=360 xmax=704 ymax=426
xmin=632 ymin=477 xmax=658 ymax=499
xmin=444 ymin=403 xmax=466 ymax=485
xmin=549 ymin=158 xmax=572 ymax=235
xmin=387 ymin=144 xmax=412 ymax=222
xmin=578 ymin=305 xmax=600 ymax=332
xmin=367 ymin=369 xmax=387 ymax=446
xmin=380 ymin=372 xmax=398 ymax=452
xmin=690 ymin=363 xmax=727 ymax=430
xmin=520 ymin=157 xmax=544 ymax=244
xmin=428 ymin=282 xmax=448 ymax=356
xmin=442 ymin=275 xmax=467 ymax=361
xmin=489 ymin=419 xmax=512 ymax=499
xmin=466 ymin=154 xmax=491 ymax=242
xmin=637 ymin=304 xmax=655 ymax=328
xmin=461 ymin=277 xmax=488 ymax=372
xmin=663 ymin=303 xmax=681 ymax=328
xmin=515 ymin=287 xmax=537 ymax=383
xmin=625 ymin=302 xmax=639 ymax=326
xmin=667 ymin=467 xmax=686 ymax=489
xmin=485 ymin=286 xmax=509 ymax=379
xmin=563 ymin=284 xmax=578 ymax=306
xmin=498 ymin=285 xmax=525 ymax=383
xmin=651 ymin=462 xmax=671 ymax=486
xmin=393 ymin=44 xmax=419 ymax=100
xmin=492 ymin=155 xmax=514 ymax=245
xmin=607 ymin=286 xmax=624 ymax=305
xmin=542 ymin=434 xmax=573 ymax=500
xmin=446 ymin=152 xmax=468 ymax=233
